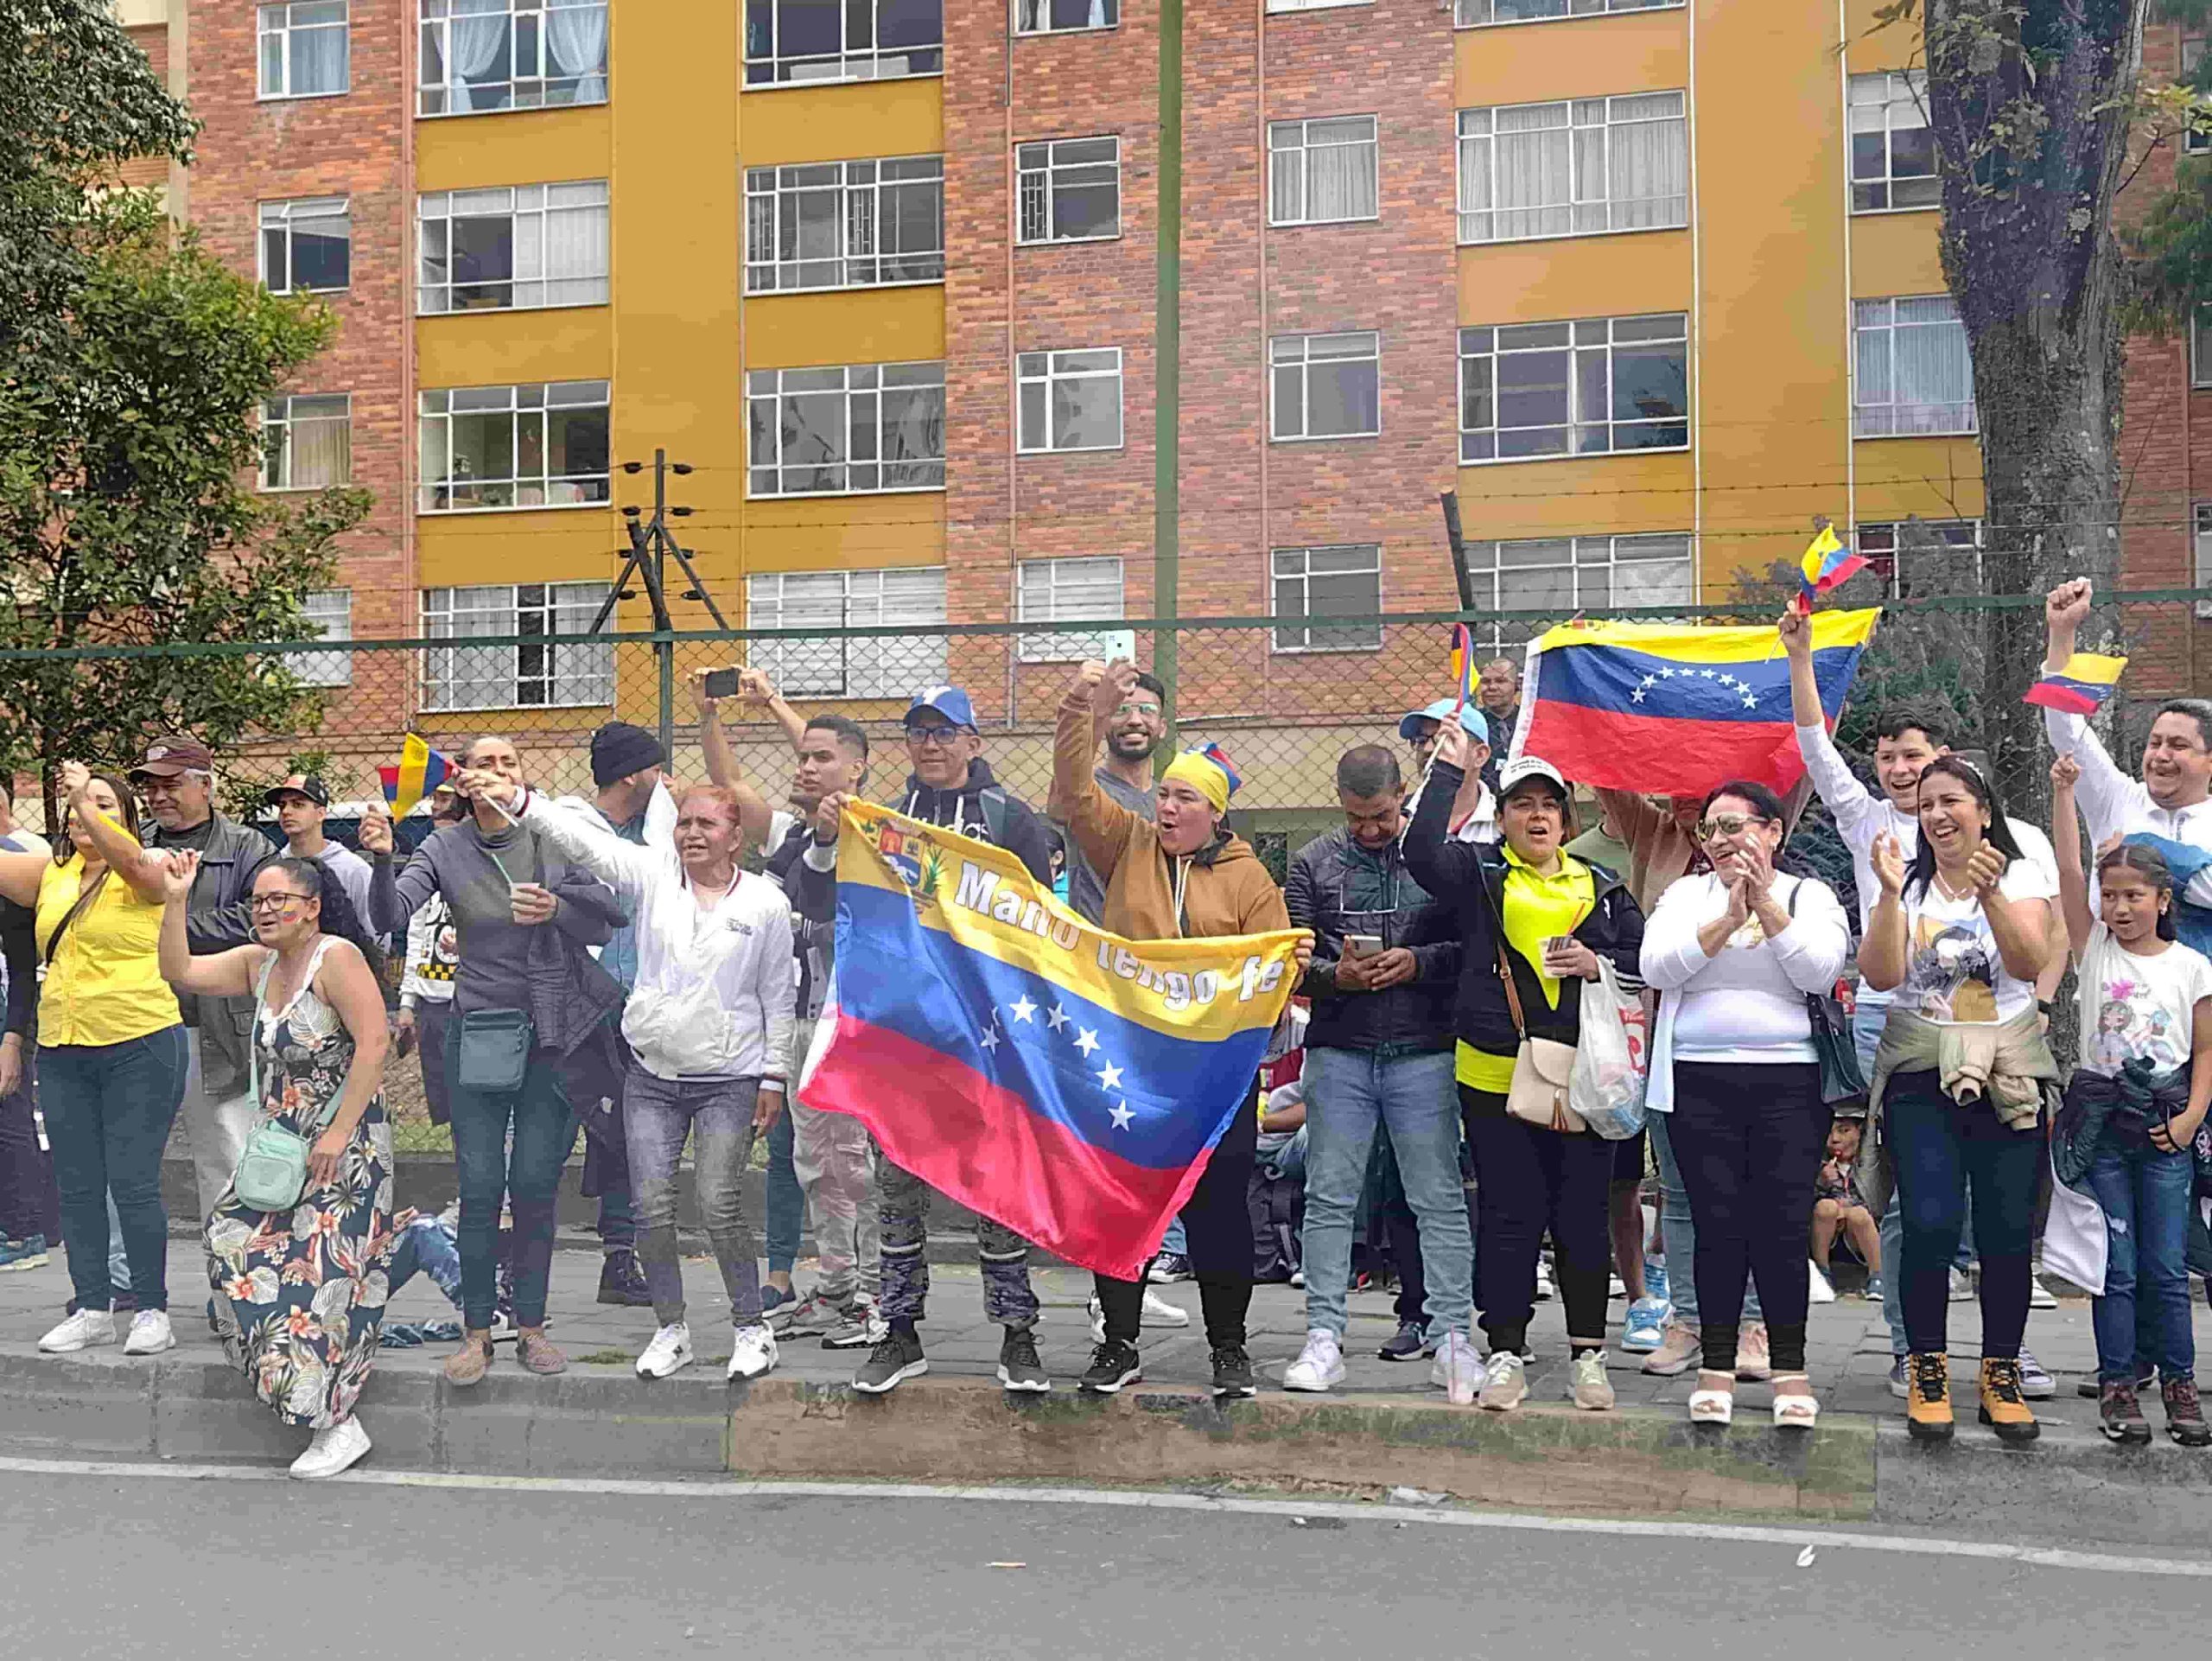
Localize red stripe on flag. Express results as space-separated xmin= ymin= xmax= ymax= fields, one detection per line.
xmin=2023 ymin=683 xmax=2103 ymax=716
xmin=1520 ymin=700 xmax=1815 ymax=798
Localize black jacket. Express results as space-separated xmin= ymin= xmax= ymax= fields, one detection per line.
xmin=1402 ymin=760 xmax=1644 ymax=1060
xmin=897 ymin=759 xmax=1058 ymax=885
xmin=1286 ymin=826 xmax=1460 ymax=1053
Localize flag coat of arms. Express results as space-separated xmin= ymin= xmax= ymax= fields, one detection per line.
xmin=798 ymin=802 xmax=1301 ymax=1281
xmin=1507 ymin=609 xmax=1879 ymax=798
xmin=378 ymin=734 xmax=457 ymax=820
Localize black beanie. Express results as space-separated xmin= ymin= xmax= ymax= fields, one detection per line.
xmin=591 ymin=722 xmax=665 ymax=786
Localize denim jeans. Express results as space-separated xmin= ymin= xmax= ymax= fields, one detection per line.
xmin=0 ymin=1053 xmax=57 ymax=1244
xmin=447 ymin=1036 xmax=576 ymax=1330
xmin=2087 ymin=1136 xmax=2196 ymax=1383
xmin=625 ymin=1068 xmax=763 ymax=1326
xmin=1863 ymin=1003 xmax=1976 ymax=1357
xmin=1886 ymin=1069 xmax=2039 ymax=1361
xmin=764 ymin=1108 xmax=801 ymax=1278
xmin=1160 ymin=1216 xmax=1187 ymax=1257
xmin=1649 ymin=1111 xmax=1762 ymax=1328
xmin=1300 ymin=1049 xmax=1471 ymax=1341
xmin=388 ymin=1214 xmax=464 ymax=1306
xmin=41 ymin=1028 xmax=188 ymax=1312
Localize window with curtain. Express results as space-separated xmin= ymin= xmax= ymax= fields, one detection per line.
xmin=1014 ymin=0 xmax=1116 ymax=33
xmin=1457 ymin=535 xmax=1693 ymax=650
xmin=261 ymin=395 xmax=353 ymax=489
xmin=1271 ymin=546 xmax=1382 ymax=653
xmin=284 ymin=589 xmax=354 ymax=687
xmin=418 ymin=181 xmax=609 ymax=313
xmin=1017 ymin=557 xmax=1125 ymax=661
xmin=260 ymin=198 xmax=351 ymax=294
xmin=1855 ymin=520 xmax=1982 ymax=598
xmin=1016 ymin=349 xmax=1123 ymax=453
xmin=1015 ymin=137 xmax=1121 ymax=243
xmin=259 ymin=2 xmax=350 ymax=98
xmin=1853 ymin=296 xmax=1976 ymax=436
xmin=744 ymin=156 xmax=944 ymax=292
xmin=418 ymin=0 xmax=607 ymax=115
xmin=1268 ymin=116 xmax=1379 ymax=226
xmin=423 ymin=582 xmax=614 ymax=710
xmin=1270 ymin=332 xmax=1381 ymax=441
xmin=745 ymin=0 xmax=944 ymax=86
xmin=1458 ymin=313 xmax=1688 ymax=461
xmin=1456 ymin=0 xmax=1679 ymax=22
xmin=418 ymin=380 xmax=610 ymax=511
xmin=1849 ymin=72 xmax=1936 ymax=212
xmin=746 ymin=568 xmax=948 ymax=696
xmin=747 ymin=362 xmax=947 ymax=495
xmin=2192 ymin=302 xmax=2212 ymax=388
xmin=1457 ymin=91 xmax=1685 ymax=244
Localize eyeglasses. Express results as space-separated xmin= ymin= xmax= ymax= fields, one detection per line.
xmin=1694 ymin=814 xmax=1770 ymax=842
xmin=1113 ymin=702 xmax=1162 ymax=718
xmin=250 ymin=893 xmax=314 ymax=913
xmin=905 ymin=726 xmax=964 ymax=749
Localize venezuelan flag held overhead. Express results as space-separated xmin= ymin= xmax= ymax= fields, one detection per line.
xmin=378 ymin=734 xmax=456 ymax=820
xmin=1448 ymin=621 xmax=1478 ymax=707
xmin=1797 ymin=524 xmax=1866 ymax=605
xmin=798 ymin=802 xmax=1300 ymax=1281
xmin=2024 ymin=652 xmax=2126 ymax=716
xmin=1510 ymin=610 xmax=1880 ymax=798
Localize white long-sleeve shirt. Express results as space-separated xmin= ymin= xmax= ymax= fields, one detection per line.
xmin=1639 ymin=871 xmax=1853 ymax=1111
xmin=2043 ymin=707 xmax=2212 ymax=909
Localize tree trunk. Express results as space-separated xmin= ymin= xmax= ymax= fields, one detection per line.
xmin=1925 ymin=0 xmax=2147 ymax=811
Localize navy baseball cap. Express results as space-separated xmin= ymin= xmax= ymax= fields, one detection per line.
xmin=1397 ymin=699 xmax=1490 ymax=745
xmin=906 ymin=685 xmax=978 ymax=731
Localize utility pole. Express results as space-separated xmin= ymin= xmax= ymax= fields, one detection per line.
xmin=590 ymin=449 xmax=729 ymax=760
xmin=1151 ymin=0 xmax=1183 ymax=771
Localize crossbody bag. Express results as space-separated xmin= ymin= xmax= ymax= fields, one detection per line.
xmin=231 ymin=943 xmax=347 ymax=1213
xmin=1497 ymin=938 xmax=1587 ymax=1135
xmin=1785 ymin=880 xmax=1868 ymax=1110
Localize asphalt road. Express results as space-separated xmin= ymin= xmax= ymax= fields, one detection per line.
xmin=0 ymin=1464 xmax=2197 ymax=1660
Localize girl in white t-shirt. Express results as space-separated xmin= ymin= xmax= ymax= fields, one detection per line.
xmin=1861 ymin=757 xmax=2054 ymax=1446
xmin=2051 ymin=754 xmax=2212 ymax=1448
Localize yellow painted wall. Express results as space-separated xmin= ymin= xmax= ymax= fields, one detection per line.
xmin=739 ymin=80 xmax=944 ymax=167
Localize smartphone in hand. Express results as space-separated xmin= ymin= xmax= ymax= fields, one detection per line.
xmin=703 ymin=667 xmax=740 ymax=699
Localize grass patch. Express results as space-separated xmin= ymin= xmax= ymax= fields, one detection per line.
xmin=574 ymin=1349 xmax=632 ymax=1366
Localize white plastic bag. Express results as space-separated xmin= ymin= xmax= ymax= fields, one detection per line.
xmin=1569 ymin=958 xmax=1648 ymax=1141
xmin=2039 ymin=1146 xmax=2107 ymax=1298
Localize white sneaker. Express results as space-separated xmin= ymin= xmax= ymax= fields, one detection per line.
xmin=1570 ymin=1349 xmax=1617 ymax=1410
xmin=123 ymin=1309 xmax=175 ymax=1356
xmin=1948 ymin=1265 xmax=1974 ymax=1301
xmin=1283 ymin=1329 xmax=1346 ymax=1392
xmin=40 ymin=1307 xmax=115 ymax=1353
xmin=1431 ymin=1331 xmax=1481 ymax=1405
xmin=2027 ymin=1276 xmax=2058 ymax=1311
xmin=1808 ymin=1261 xmax=1837 ymax=1304
xmin=1609 ymin=1273 xmax=1627 ymax=1299
xmin=635 ymin=1321 xmax=694 ymax=1380
xmin=728 ymin=1321 xmax=779 ymax=1380
xmin=1086 ymin=1289 xmax=1194 ymax=1343
xmin=1535 ymin=1259 xmax=1555 ymax=1302
xmin=289 ymin=1416 xmax=371 ymax=1480
xmin=1478 ymin=1348 xmax=1528 ymax=1411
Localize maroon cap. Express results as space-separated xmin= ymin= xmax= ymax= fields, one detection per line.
xmin=129 ymin=736 xmax=215 ymax=779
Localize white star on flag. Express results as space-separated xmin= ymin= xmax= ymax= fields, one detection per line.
xmin=1007 ymin=996 xmax=1037 ymax=1023
xmin=1109 ymin=1102 xmax=1135 ymax=1130
xmin=1742 ymin=692 xmax=1759 ymax=709
xmin=1630 ymin=688 xmax=1646 ymax=703
xmin=979 ymin=1024 xmax=1001 ymax=1053
xmin=1046 ymin=1003 xmax=1070 ymax=1032
xmin=1097 ymin=1061 xmax=1123 ymax=1091
xmin=1074 ymin=1027 xmax=1100 ymax=1057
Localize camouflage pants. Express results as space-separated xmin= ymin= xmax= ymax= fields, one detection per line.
xmin=874 ymin=1152 xmax=1039 ymax=1327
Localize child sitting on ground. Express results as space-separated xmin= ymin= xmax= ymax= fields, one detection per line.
xmin=1811 ymin=1120 xmax=1881 ymax=1296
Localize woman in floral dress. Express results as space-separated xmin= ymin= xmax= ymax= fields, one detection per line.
xmin=157 ymin=850 xmax=394 ymax=1480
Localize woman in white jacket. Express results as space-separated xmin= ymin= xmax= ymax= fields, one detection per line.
xmin=470 ymin=772 xmax=796 ymax=1383
xmin=1640 ymin=780 xmax=1850 ymax=1429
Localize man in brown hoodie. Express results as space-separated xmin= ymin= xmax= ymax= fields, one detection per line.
xmin=1054 ymin=659 xmax=1311 ymax=1399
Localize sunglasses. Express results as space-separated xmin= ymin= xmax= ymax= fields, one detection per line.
xmin=1694 ymin=814 xmax=1771 ymax=842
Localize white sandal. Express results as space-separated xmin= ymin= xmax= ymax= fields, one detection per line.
xmin=1688 ymin=1371 xmax=1734 ymax=1425
xmin=1770 ymin=1373 xmax=1820 ymax=1429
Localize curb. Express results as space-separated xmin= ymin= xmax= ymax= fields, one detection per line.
xmin=1872 ymin=1419 xmax=2212 ymax=1547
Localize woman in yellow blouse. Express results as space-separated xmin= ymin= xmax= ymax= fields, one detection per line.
xmin=0 ymin=763 xmax=187 ymax=1358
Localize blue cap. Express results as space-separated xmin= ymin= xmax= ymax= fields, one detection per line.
xmin=906 ymin=684 xmax=978 ymax=731
xmin=1397 ymin=699 xmax=1490 ymax=745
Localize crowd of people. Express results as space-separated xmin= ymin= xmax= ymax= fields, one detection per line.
xmin=0 ymin=576 xmax=2207 ymax=1477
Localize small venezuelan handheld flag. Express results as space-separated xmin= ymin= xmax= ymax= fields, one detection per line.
xmin=1448 ymin=621 xmax=1478 ymax=709
xmin=798 ymin=802 xmax=1301 ymax=1280
xmin=378 ymin=734 xmax=457 ymax=820
xmin=2024 ymin=652 xmax=2126 ymax=716
xmin=1797 ymin=524 xmax=1867 ymax=606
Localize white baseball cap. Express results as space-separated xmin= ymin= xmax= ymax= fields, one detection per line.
xmin=1496 ymin=755 xmax=1569 ymax=804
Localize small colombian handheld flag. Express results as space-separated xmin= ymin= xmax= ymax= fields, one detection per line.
xmin=378 ymin=734 xmax=457 ymax=820
xmin=1797 ymin=524 xmax=1867 ymax=607
xmin=2024 ymin=652 xmax=2127 ymax=716
xmin=1448 ymin=621 xmax=1478 ymax=710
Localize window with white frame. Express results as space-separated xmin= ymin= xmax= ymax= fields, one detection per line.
xmin=418 ymin=0 xmax=607 ymax=117
xmin=1853 ymin=296 xmax=1976 ymax=437
xmin=2196 ymin=505 xmax=2212 ymax=617
xmin=745 ymin=157 xmax=944 ymax=293
xmin=747 ymin=362 xmax=946 ymax=496
xmin=1456 ymin=92 xmax=1686 ymax=244
xmin=1268 ymin=116 xmax=1379 ymax=226
xmin=1458 ymin=535 xmax=1694 ymax=651
xmin=1016 ymin=348 xmax=1123 ymax=453
xmin=1457 ymin=0 xmax=1680 ymax=22
xmin=1459 ymin=313 xmax=1688 ymax=462
xmin=418 ymin=380 xmax=610 ymax=511
xmin=418 ymin=181 xmax=609 ymax=314
xmin=745 ymin=567 xmax=948 ymax=697
xmin=423 ymin=582 xmax=614 ymax=710
xmin=1016 ymin=137 xmax=1121 ymax=244
xmin=259 ymin=2 xmax=349 ymax=98
xmin=1855 ymin=519 xmax=1982 ymax=598
xmin=1271 ymin=332 xmax=1381 ymax=442
xmin=1015 ymin=0 xmax=1116 ymax=33
xmin=2192 ymin=302 xmax=2212 ymax=388
xmin=259 ymin=198 xmax=350 ymax=294
xmin=261 ymin=395 xmax=353 ymax=490
xmin=743 ymin=0 xmax=943 ymax=86
xmin=1849 ymin=72 xmax=1936 ymax=213
xmin=285 ymin=589 xmax=354 ymax=688
xmin=1271 ymin=545 xmax=1382 ymax=653
xmin=1018 ymin=557 xmax=1124 ymax=661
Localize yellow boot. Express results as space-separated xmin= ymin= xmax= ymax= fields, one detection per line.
xmin=1978 ymin=1358 xmax=2041 ymax=1445
xmin=1904 ymin=1352 xmax=1954 ymax=1442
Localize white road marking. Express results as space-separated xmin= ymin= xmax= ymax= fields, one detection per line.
xmin=0 ymin=1454 xmax=2195 ymax=1577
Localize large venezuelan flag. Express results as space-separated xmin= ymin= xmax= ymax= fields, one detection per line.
xmin=1510 ymin=609 xmax=1879 ymax=798
xmin=799 ymin=802 xmax=1301 ymax=1280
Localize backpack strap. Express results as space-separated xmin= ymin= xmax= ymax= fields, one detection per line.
xmin=977 ymin=786 xmax=1012 ymax=851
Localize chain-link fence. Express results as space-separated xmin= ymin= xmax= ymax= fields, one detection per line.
xmin=19 ymin=585 xmax=2211 ymax=1146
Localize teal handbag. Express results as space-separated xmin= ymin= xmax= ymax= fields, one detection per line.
xmin=231 ymin=950 xmax=345 ymax=1214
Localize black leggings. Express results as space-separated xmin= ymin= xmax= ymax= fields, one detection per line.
xmin=1096 ymin=1104 xmax=1256 ymax=1346
xmin=1462 ymin=1089 xmax=1612 ymax=1355
xmin=1666 ymin=1060 xmax=1828 ymax=1375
